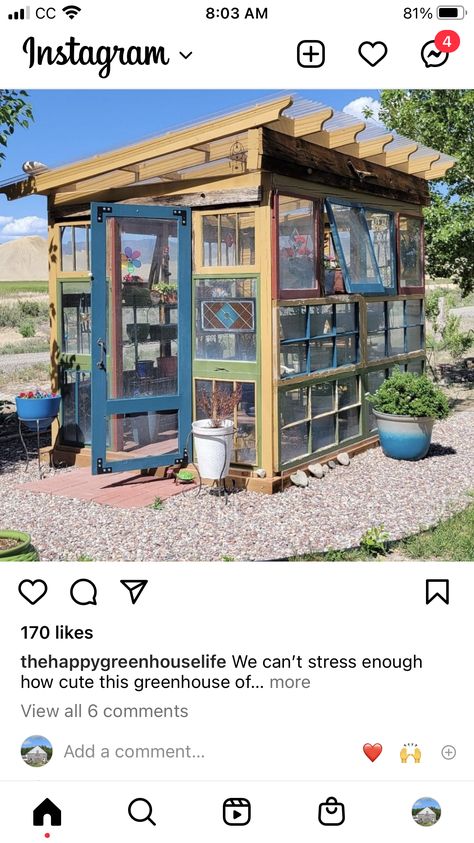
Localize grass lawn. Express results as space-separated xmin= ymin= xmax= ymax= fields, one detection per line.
xmin=0 ymin=361 xmax=50 ymax=389
xmin=0 ymin=281 xmax=48 ymax=296
xmin=292 ymin=499 xmax=474 ymax=562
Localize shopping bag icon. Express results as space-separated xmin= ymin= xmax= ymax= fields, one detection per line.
xmin=318 ymin=796 xmax=345 ymax=826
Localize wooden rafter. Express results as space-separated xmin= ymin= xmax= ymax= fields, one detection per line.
xmin=30 ymin=95 xmax=292 ymax=194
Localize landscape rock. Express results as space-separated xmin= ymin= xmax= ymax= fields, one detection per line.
xmin=322 ymin=464 xmax=329 ymax=475
xmin=290 ymin=470 xmax=309 ymax=488
xmin=308 ymin=463 xmax=324 ymax=478
xmin=337 ymin=452 xmax=351 ymax=466
xmin=328 ymin=460 xmax=337 ymax=469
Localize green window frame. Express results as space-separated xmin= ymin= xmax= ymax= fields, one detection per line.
xmin=279 ymin=301 xmax=359 ymax=379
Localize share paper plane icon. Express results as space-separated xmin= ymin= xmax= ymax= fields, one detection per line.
xmin=120 ymin=580 xmax=148 ymax=605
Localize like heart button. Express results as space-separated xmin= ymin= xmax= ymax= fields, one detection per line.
xmin=358 ymin=41 xmax=388 ymax=67
xmin=18 ymin=579 xmax=48 ymax=605
xmin=363 ymin=743 xmax=383 ymax=762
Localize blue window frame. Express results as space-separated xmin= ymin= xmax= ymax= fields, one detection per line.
xmin=326 ymin=199 xmax=397 ymax=295
xmin=279 ymin=302 xmax=359 ymax=379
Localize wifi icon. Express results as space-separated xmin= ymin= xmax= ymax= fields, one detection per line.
xmin=62 ymin=4 xmax=81 ymax=18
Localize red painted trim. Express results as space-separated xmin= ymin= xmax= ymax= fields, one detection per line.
xmin=274 ymin=191 xmax=321 ymax=300
xmin=396 ymin=212 xmax=425 ymax=295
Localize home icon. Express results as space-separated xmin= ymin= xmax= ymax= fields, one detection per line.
xmin=33 ymin=798 xmax=62 ymax=826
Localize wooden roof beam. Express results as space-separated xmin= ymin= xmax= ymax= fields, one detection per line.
xmin=336 ymin=130 xmax=394 ymax=159
xmin=392 ymin=147 xmax=440 ymax=174
xmin=267 ymin=104 xmax=333 ymax=138
xmin=32 ymin=95 xmax=292 ymax=193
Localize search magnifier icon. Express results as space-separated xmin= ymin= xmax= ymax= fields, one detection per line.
xmin=128 ymin=798 xmax=156 ymax=826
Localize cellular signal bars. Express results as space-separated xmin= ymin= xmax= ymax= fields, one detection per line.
xmin=8 ymin=6 xmax=30 ymax=19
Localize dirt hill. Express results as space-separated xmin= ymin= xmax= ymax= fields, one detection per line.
xmin=0 ymin=236 xmax=48 ymax=281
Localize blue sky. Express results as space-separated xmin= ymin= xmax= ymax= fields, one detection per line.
xmin=22 ymin=735 xmax=52 ymax=749
xmin=0 ymin=89 xmax=380 ymax=242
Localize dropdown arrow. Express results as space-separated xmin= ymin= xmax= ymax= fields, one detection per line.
xmin=180 ymin=51 xmax=193 ymax=59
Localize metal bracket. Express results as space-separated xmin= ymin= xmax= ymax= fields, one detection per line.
xmin=96 ymin=205 xmax=113 ymax=223
xmin=96 ymin=458 xmax=112 ymax=475
xmin=173 ymin=208 xmax=188 ymax=226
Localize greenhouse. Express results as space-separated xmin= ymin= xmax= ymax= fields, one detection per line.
xmin=0 ymin=94 xmax=455 ymax=492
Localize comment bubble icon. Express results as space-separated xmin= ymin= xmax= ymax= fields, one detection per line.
xmin=70 ymin=578 xmax=98 ymax=606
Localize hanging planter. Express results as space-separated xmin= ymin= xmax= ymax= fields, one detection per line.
xmin=16 ymin=389 xmax=61 ymax=432
xmin=367 ymin=370 xmax=450 ymax=461
xmin=0 ymin=530 xmax=39 ymax=561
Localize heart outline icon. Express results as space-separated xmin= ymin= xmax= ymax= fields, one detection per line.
xmin=358 ymin=41 xmax=388 ymax=67
xmin=18 ymin=579 xmax=48 ymax=605
xmin=363 ymin=742 xmax=383 ymax=762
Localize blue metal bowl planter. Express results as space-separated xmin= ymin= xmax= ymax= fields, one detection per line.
xmin=368 ymin=371 xmax=450 ymax=462
xmin=16 ymin=394 xmax=61 ymax=432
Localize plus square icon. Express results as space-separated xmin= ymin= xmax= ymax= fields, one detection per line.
xmin=297 ymin=40 xmax=326 ymax=68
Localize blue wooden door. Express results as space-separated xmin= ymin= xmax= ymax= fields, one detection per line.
xmin=91 ymin=203 xmax=191 ymax=474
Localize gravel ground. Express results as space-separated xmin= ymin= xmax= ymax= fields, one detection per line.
xmin=0 ymin=351 xmax=50 ymax=371
xmin=0 ymin=412 xmax=473 ymax=561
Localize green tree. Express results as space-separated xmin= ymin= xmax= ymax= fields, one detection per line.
xmin=377 ymin=90 xmax=474 ymax=295
xmin=0 ymin=89 xmax=33 ymax=167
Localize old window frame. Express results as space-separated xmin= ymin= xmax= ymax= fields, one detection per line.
xmin=273 ymin=192 xmax=323 ymax=300
xmin=397 ymin=212 xmax=425 ymax=294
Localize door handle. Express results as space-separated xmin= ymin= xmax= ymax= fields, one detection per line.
xmin=97 ymin=338 xmax=106 ymax=370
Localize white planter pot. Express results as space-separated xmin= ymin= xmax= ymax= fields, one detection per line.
xmin=192 ymin=419 xmax=234 ymax=480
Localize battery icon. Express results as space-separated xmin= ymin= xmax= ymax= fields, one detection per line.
xmin=437 ymin=5 xmax=466 ymax=18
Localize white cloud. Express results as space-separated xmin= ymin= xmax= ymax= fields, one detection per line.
xmin=343 ymin=96 xmax=383 ymax=126
xmin=0 ymin=215 xmax=47 ymax=239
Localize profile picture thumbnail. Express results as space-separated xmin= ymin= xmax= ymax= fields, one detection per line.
xmin=412 ymin=796 xmax=441 ymax=826
xmin=21 ymin=735 xmax=53 ymax=767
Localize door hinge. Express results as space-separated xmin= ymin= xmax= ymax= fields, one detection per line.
xmin=173 ymin=208 xmax=188 ymax=226
xmin=96 ymin=205 xmax=113 ymax=223
xmin=96 ymin=458 xmax=112 ymax=474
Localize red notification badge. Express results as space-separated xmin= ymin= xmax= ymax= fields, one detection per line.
xmin=434 ymin=30 xmax=461 ymax=53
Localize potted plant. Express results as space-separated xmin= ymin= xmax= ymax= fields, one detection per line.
xmin=151 ymin=282 xmax=178 ymax=304
xmin=324 ymin=256 xmax=344 ymax=294
xmin=367 ymin=369 xmax=450 ymax=460
xmin=192 ymin=384 xmax=242 ymax=480
xmin=16 ymin=388 xmax=61 ymax=432
xmin=0 ymin=530 xmax=39 ymax=561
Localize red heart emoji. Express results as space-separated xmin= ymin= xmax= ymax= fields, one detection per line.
xmin=363 ymin=743 xmax=383 ymax=762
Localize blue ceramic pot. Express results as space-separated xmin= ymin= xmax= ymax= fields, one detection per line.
xmin=374 ymin=410 xmax=434 ymax=461
xmin=16 ymin=396 xmax=61 ymax=432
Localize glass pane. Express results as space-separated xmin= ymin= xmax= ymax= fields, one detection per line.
xmin=336 ymin=334 xmax=358 ymax=367
xmin=388 ymin=300 xmax=405 ymax=329
xmin=281 ymin=421 xmax=309 ymax=464
xmin=60 ymin=370 xmax=91 ymax=446
xmin=74 ymin=226 xmax=90 ymax=272
xmin=279 ymin=196 xmax=316 ymax=290
xmin=338 ymin=377 xmax=359 ymax=409
xmin=238 ymin=213 xmax=256 ymax=265
xmin=407 ymin=326 xmax=423 ymax=352
xmin=330 ymin=203 xmax=379 ymax=286
xmin=60 ymin=226 xmax=74 ymax=272
xmin=195 ymin=277 xmax=256 ymax=362
xmin=388 ymin=328 xmax=405 ymax=356
xmin=220 ymin=214 xmax=237 ymax=266
xmin=311 ymin=380 xmax=335 ymax=416
xmin=367 ymin=301 xmax=385 ymax=332
xmin=280 ymin=387 xmax=309 ymax=426
xmin=107 ymin=217 xmax=179 ymax=398
xmin=365 ymin=210 xmax=393 ymax=288
xmin=309 ymin=338 xmax=334 ymax=372
xmin=339 ymin=407 xmax=360 ymax=441
xmin=280 ymin=307 xmax=307 ymax=340
xmin=406 ymin=358 xmax=424 ymax=374
xmin=236 ymin=382 xmax=256 ymax=464
xmin=406 ymin=299 xmax=424 ymax=325
xmin=61 ymin=283 xmax=91 ymax=355
xmin=367 ymin=369 xmax=386 ymax=431
xmin=336 ymin=303 xmax=356 ymax=334
xmin=107 ymin=411 xmax=178 ymax=456
xmin=312 ymin=414 xmax=336 ymax=451
xmin=280 ymin=343 xmax=307 ymax=378
xmin=399 ymin=216 xmax=423 ymax=287
xmin=367 ymin=332 xmax=386 ymax=361
xmin=309 ymin=305 xmax=333 ymax=337
xmin=202 ymin=215 xmax=218 ymax=266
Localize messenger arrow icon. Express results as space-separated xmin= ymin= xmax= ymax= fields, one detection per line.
xmin=121 ymin=580 xmax=148 ymax=605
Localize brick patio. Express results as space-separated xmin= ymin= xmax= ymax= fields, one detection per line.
xmin=20 ymin=467 xmax=195 ymax=508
